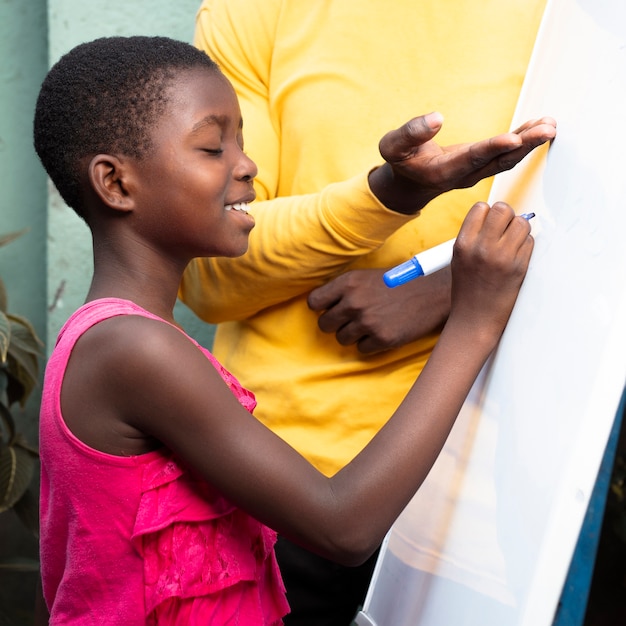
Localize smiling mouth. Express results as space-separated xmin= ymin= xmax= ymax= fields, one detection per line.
xmin=225 ymin=203 xmax=249 ymax=214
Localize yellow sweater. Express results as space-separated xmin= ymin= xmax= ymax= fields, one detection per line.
xmin=181 ymin=0 xmax=546 ymax=475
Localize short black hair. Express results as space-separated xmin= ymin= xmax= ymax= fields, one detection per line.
xmin=33 ymin=35 xmax=220 ymax=217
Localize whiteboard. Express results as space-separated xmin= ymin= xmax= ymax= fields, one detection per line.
xmin=355 ymin=0 xmax=626 ymax=624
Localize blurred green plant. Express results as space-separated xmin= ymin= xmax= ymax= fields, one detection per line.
xmin=0 ymin=229 xmax=43 ymax=543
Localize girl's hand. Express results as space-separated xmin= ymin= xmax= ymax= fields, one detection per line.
xmin=448 ymin=200 xmax=534 ymax=342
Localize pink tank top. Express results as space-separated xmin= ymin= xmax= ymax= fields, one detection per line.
xmin=39 ymin=298 xmax=289 ymax=625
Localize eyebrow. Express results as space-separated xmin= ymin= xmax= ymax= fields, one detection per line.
xmin=190 ymin=114 xmax=244 ymax=134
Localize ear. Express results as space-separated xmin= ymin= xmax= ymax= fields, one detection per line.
xmin=88 ymin=154 xmax=135 ymax=213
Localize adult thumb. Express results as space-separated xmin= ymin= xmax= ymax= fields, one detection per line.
xmin=378 ymin=112 xmax=444 ymax=163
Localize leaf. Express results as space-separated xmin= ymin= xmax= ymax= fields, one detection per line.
xmin=12 ymin=483 xmax=39 ymax=538
xmin=5 ymin=352 xmax=39 ymax=407
xmin=0 ymin=277 xmax=6 ymax=313
xmin=0 ymin=400 xmax=16 ymax=445
xmin=7 ymin=314 xmax=43 ymax=355
xmin=7 ymin=324 xmax=42 ymax=386
xmin=0 ymin=312 xmax=9 ymax=364
xmin=2 ymin=314 xmax=43 ymax=407
xmin=4 ymin=317 xmax=41 ymax=408
xmin=0 ymin=439 xmax=36 ymax=513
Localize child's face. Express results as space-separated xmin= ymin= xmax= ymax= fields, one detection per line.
xmin=130 ymin=67 xmax=258 ymax=259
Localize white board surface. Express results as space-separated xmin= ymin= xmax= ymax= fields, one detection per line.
xmin=356 ymin=0 xmax=626 ymax=624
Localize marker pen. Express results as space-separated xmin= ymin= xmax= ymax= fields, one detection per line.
xmin=383 ymin=213 xmax=535 ymax=288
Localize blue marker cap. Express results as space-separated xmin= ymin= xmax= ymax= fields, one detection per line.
xmin=383 ymin=258 xmax=425 ymax=287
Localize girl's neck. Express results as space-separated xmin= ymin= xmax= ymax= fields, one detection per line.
xmin=86 ymin=283 xmax=180 ymax=324
xmin=89 ymin=231 xmax=190 ymax=324
xmin=88 ymin=266 xmax=182 ymax=326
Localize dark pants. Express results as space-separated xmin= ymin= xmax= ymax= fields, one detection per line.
xmin=275 ymin=535 xmax=379 ymax=626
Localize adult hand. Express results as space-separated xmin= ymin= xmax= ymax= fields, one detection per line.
xmin=307 ymin=267 xmax=451 ymax=354
xmin=369 ymin=112 xmax=557 ymax=214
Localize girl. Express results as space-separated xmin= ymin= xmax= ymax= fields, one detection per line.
xmin=34 ymin=36 xmax=545 ymax=625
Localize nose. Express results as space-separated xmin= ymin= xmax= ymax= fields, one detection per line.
xmin=236 ymin=150 xmax=258 ymax=183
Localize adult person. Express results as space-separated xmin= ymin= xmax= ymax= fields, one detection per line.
xmin=181 ymin=1 xmax=550 ymax=623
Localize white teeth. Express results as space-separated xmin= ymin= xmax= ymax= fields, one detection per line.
xmin=225 ymin=203 xmax=249 ymax=213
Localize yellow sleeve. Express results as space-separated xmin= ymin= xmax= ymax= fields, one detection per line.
xmin=180 ymin=174 xmax=415 ymax=323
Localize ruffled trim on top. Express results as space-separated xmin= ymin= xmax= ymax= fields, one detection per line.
xmin=132 ymin=454 xmax=289 ymax=624
xmin=200 ymin=346 xmax=257 ymax=414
